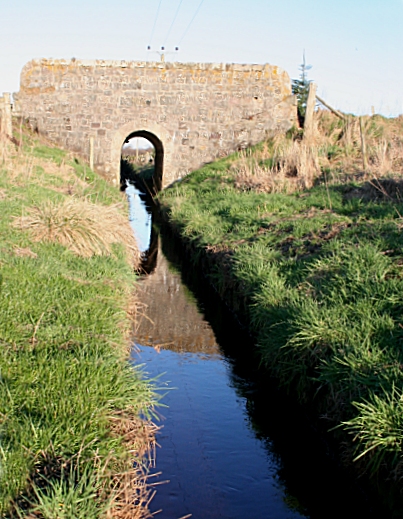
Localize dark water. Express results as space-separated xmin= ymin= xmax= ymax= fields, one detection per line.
xmin=134 ymin=345 xmax=303 ymax=519
xmin=127 ymin=183 xmax=383 ymax=519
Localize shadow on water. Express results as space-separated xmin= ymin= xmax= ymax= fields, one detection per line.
xmin=156 ymin=223 xmax=387 ymax=519
xmin=125 ymin=180 xmax=388 ymax=519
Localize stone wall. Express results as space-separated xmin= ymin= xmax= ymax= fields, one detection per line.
xmin=0 ymin=93 xmax=12 ymax=138
xmin=15 ymin=58 xmax=297 ymax=187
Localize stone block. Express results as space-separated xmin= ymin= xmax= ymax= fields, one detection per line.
xmin=17 ymin=58 xmax=296 ymax=187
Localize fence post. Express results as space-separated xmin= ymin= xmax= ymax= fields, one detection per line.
xmin=89 ymin=137 xmax=94 ymax=171
xmin=359 ymin=116 xmax=368 ymax=172
xmin=304 ymin=82 xmax=317 ymax=141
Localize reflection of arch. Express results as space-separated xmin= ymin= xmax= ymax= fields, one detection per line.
xmin=138 ymin=227 xmax=159 ymax=275
xmin=122 ymin=130 xmax=163 ymax=193
xmin=111 ymin=122 xmax=167 ymax=192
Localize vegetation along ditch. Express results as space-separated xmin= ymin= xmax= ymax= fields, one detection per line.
xmin=156 ymin=110 xmax=403 ymax=515
xmin=0 ymin=127 xmax=158 ymax=519
xmin=2 ymin=106 xmax=403 ymax=517
xmin=130 ymin=204 xmax=388 ymax=518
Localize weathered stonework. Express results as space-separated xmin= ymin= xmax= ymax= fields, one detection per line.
xmin=0 ymin=93 xmax=12 ymax=137
xmin=15 ymin=58 xmax=297 ymax=188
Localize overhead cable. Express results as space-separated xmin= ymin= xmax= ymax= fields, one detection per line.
xmin=163 ymin=0 xmax=184 ymax=46
xmin=177 ymin=0 xmax=205 ymax=45
xmin=148 ymin=0 xmax=163 ymax=49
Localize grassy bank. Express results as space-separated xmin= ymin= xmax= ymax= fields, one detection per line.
xmin=0 ymin=129 xmax=157 ymax=518
xmin=159 ymin=113 xmax=403 ymax=498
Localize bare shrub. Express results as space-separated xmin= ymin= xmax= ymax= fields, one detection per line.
xmin=14 ymin=198 xmax=140 ymax=265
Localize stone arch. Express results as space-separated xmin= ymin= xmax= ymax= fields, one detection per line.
xmin=17 ymin=60 xmax=297 ymax=187
xmin=111 ymin=122 xmax=170 ymax=192
xmin=121 ymin=130 xmax=164 ymax=193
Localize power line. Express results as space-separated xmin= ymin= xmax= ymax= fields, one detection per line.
xmin=148 ymin=0 xmax=163 ymax=49
xmin=163 ymin=0 xmax=184 ymax=46
xmin=177 ymin=0 xmax=205 ymax=46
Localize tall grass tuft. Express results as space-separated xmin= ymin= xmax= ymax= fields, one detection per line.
xmin=342 ymin=386 xmax=403 ymax=475
xmin=25 ymin=464 xmax=106 ymax=519
xmin=232 ymin=137 xmax=321 ymax=194
xmin=230 ymin=110 xmax=403 ymax=194
xmin=14 ymin=198 xmax=140 ymax=264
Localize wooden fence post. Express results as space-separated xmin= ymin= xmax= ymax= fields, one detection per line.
xmin=89 ymin=137 xmax=94 ymax=171
xmin=315 ymin=95 xmax=346 ymax=121
xmin=359 ymin=116 xmax=368 ymax=172
xmin=304 ymin=82 xmax=317 ymax=141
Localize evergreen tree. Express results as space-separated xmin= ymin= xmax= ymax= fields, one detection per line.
xmin=292 ymin=53 xmax=312 ymax=127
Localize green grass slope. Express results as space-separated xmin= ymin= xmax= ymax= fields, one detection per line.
xmin=159 ymin=154 xmax=403 ymax=487
xmin=0 ymin=132 xmax=156 ymax=518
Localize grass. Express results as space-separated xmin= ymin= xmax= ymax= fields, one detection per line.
xmin=226 ymin=111 xmax=403 ymax=195
xmin=0 ymin=127 xmax=157 ymax=518
xmin=14 ymin=198 xmax=139 ymax=261
xmin=158 ymin=112 xmax=403 ymax=490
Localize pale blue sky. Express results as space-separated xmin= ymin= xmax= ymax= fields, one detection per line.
xmin=1 ymin=0 xmax=402 ymax=115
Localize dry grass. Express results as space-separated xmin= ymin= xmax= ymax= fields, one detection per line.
xmin=231 ymin=110 xmax=403 ymax=195
xmin=13 ymin=198 xmax=140 ymax=265
xmin=0 ymin=133 xmax=87 ymax=194
xmin=232 ymin=138 xmax=320 ymax=193
xmin=2 ymin=126 xmax=140 ymax=266
xmin=1 ymin=138 xmax=39 ymax=184
xmin=316 ymin=110 xmax=403 ymax=177
xmin=107 ymin=414 xmax=159 ymax=519
xmin=13 ymin=246 xmax=38 ymax=258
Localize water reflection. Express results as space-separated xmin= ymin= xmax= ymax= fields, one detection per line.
xmin=132 ymin=232 xmax=308 ymax=519
xmin=134 ymin=344 xmax=305 ymax=519
xmin=156 ymin=228 xmax=383 ymax=519
xmin=125 ymin=181 xmax=152 ymax=253
xmin=129 ymin=199 xmax=383 ymax=519
xmin=134 ymin=248 xmax=220 ymax=355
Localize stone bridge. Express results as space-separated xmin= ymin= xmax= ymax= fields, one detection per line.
xmin=15 ymin=58 xmax=296 ymax=189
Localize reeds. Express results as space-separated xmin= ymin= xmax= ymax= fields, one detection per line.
xmin=232 ymin=135 xmax=320 ymax=194
xmin=231 ymin=111 xmax=403 ymax=195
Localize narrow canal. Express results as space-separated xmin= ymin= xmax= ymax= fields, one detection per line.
xmin=126 ymin=182 xmax=383 ymax=519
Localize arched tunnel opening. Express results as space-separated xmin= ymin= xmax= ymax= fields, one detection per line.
xmin=120 ymin=131 xmax=162 ymax=274
xmin=120 ymin=130 xmax=163 ymax=196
